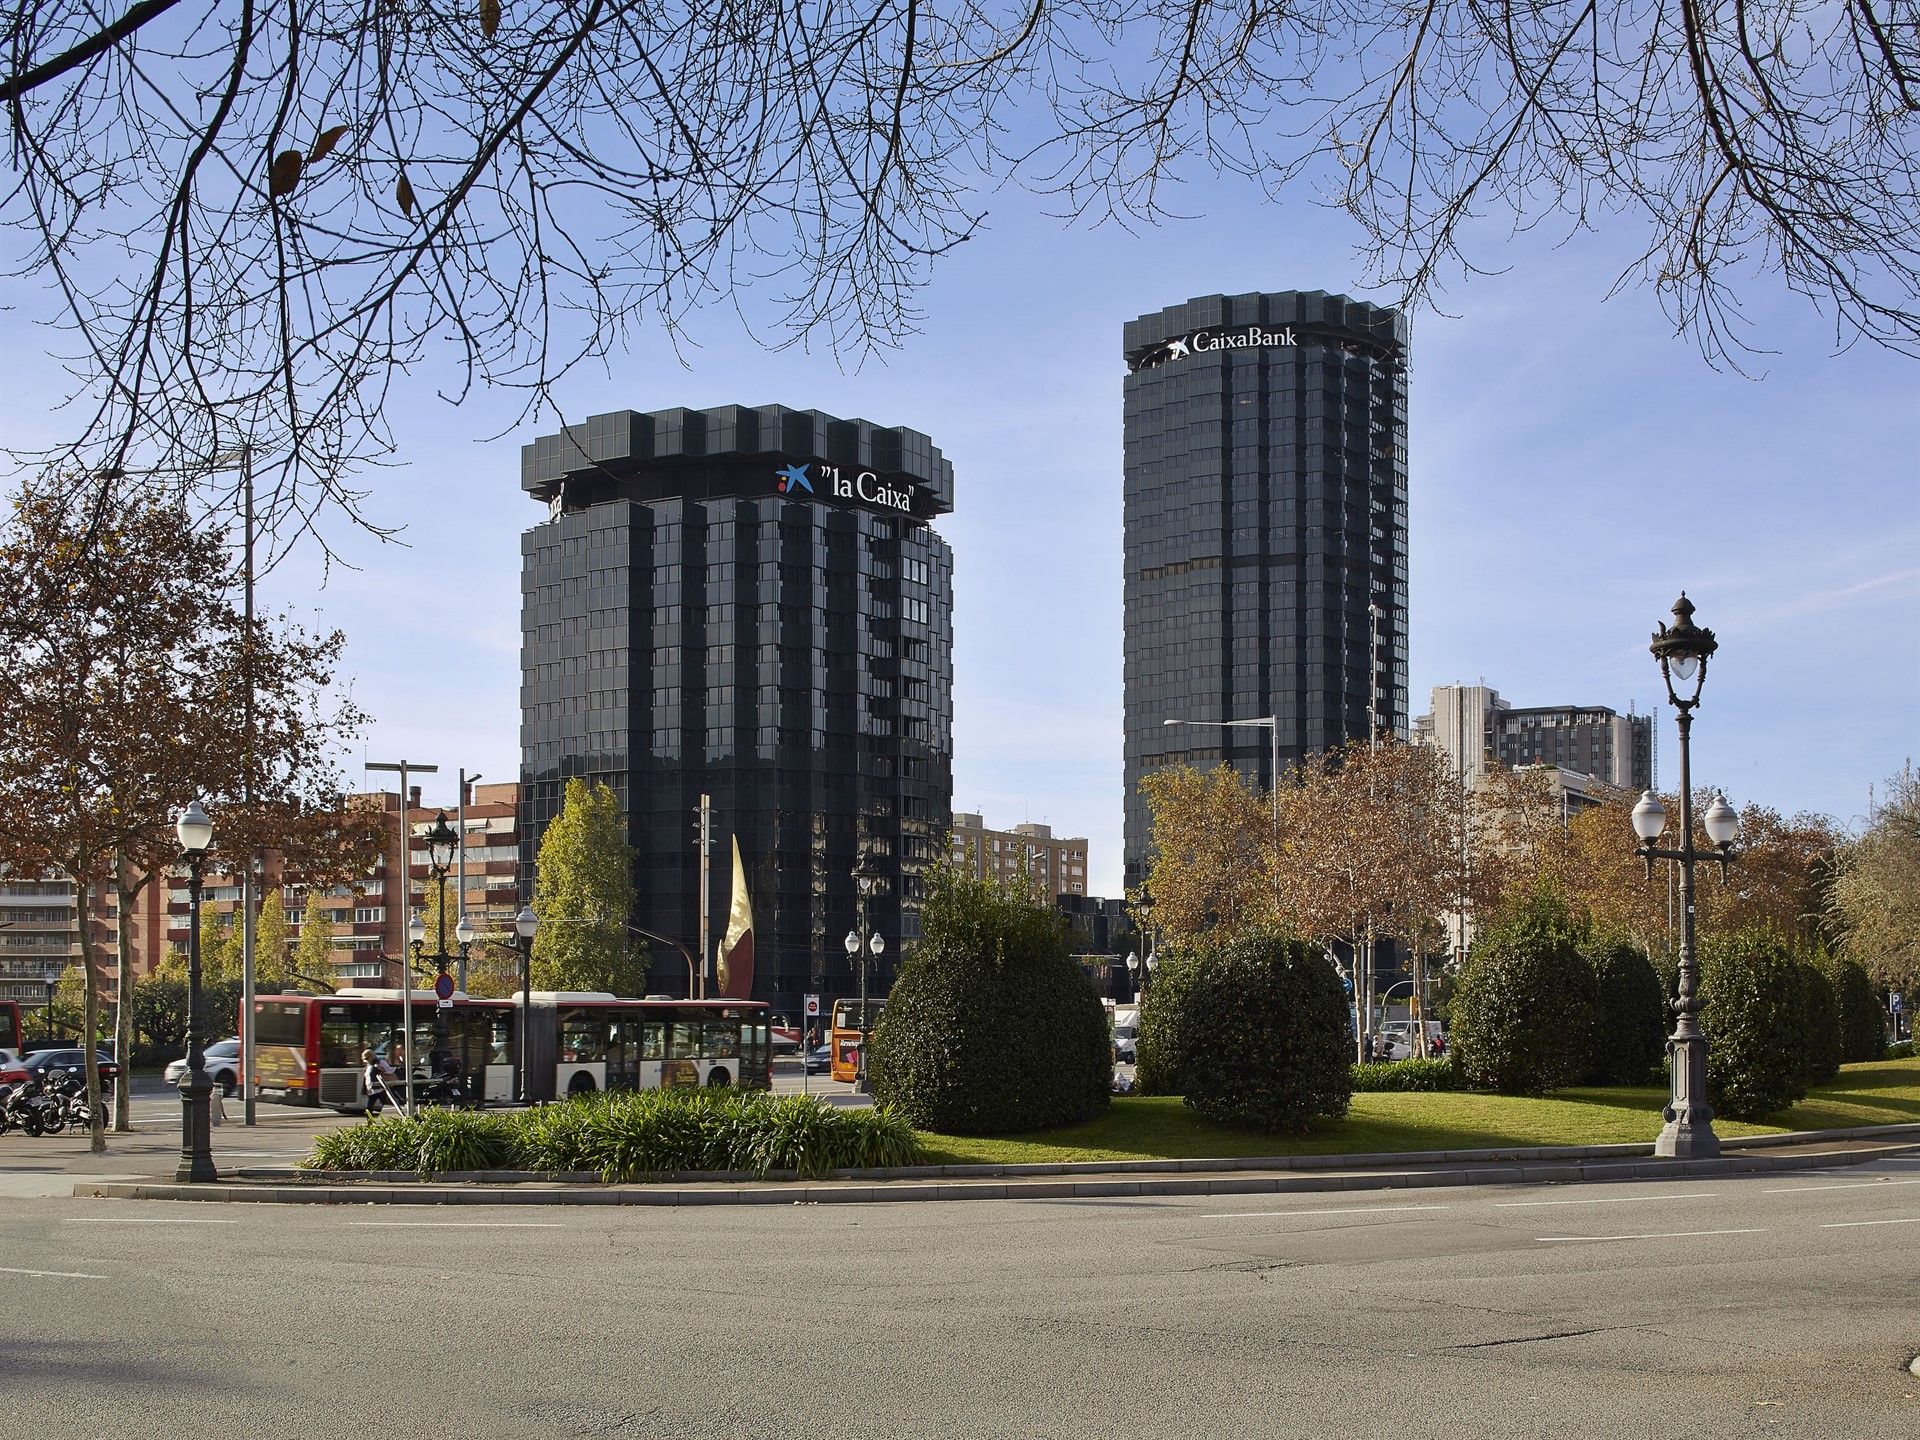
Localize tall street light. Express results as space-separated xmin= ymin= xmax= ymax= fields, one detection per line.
xmin=174 ymin=800 xmax=219 ymax=1183
xmin=847 ymin=848 xmax=886 ymax=1093
xmin=1632 ymin=593 xmax=1741 ymax=1160
xmin=410 ymin=812 xmax=470 ymax=1097
xmin=514 ymin=904 xmax=538 ymax=1104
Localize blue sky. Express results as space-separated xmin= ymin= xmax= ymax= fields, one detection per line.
xmin=4 ymin=172 xmax=1915 ymax=899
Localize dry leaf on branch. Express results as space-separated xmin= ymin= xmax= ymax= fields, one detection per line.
xmin=267 ymin=149 xmax=304 ymax=198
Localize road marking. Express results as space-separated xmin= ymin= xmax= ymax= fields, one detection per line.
xmin=345 ymin=1221 xmax=567 ymax=1230
xmin=1763 ymin=1178 xmax=1920 ymax=1195
xmin=63 ymin=1217 xmax=237 ymax=1225
xmin=1199 ymin=1205 xmax=1451 ymax=1220
xmin=1495 ymin=1192 xmax=1718 ymax=1208
xmin=1820 ymin=1217 xmax=1920 ymax=1229
xmin=0 ymin=1265 xmax=107 ymax=1279
xmin=1537 ymin=1229 xmax=1766 ymax=1243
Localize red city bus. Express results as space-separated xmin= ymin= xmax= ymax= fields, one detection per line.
xmin=0 ymin=999 xmax=23 ymax=1054
xmin=249 ymin=991 xmax=515 ymax=1110
xmin=524 ymin=993 xmax=774 ymax=1101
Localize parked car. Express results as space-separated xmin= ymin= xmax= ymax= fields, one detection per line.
xmin=163 ymin=1038 xmax=243 ymax=1095
xmin=0 ymin=1049 xmax=27 ymax=1085
xmin=1112 ymin=1022 xmax=1139 ymax=1064
xmin=803 ymin=1044 xmax=834 ymax=1076
xmin=20 ymin=1048 xmax=123 ymax=1088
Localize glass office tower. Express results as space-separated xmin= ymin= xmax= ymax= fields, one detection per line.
xmin=520 ymin=405 xmax=955 ymax=1008
xmin=1122 ymin=291 xmax=1409 ymax=888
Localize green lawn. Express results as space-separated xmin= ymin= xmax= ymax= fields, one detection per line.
xmin=914 ymin=1057 xmax=1920 ymax=1167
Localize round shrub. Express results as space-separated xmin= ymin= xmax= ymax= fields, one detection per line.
xmin=867 ymin=867 xmax=1111 ymax=1134
xmin=1134 ymin=947 xmax=1201 ymax=1097
xmin=1142 ymin=929 xmax=1352 ymax=1132
xmin=1581 ymin=933 xmax=1669 ymax=1086
xmin=1698 ymin=929 xmax=1808 ymax=1121
xmin=1794 ymin=957 xmax=1842 ymax=1086
xmin=1451 ymin=887 xmax=1595 ymax=1095
xmin=1834 ymin=958 xmax=1887 ymax=1064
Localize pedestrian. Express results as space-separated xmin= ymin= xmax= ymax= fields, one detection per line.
xmin=361 ymin=1047 xmax=395 ymax=1118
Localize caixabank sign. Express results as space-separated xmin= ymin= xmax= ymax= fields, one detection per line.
xmin=1129 ymin=324 xmax=1299 ymax=372
xmin=772 ymin=457 xmax=923 ymax=519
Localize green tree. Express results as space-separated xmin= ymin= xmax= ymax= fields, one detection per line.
xmin=255 ymin=889 xmax=292 ymax=991
xmin=1580 ymin=933 xmax=1669 ymax=1087
xmin=1828 ymin=765 xmax=1920 ymax=997
xmin=294 ymin=891 xmax=336 ymax=986
xmin=1699 ymin=929 xmax=1808 ymax=1121
xmin=1143 ymin=929 xmax=1353 ymax=1133
xmin=529 ymin=778 xmax=639 ymax=993
xmin=868 ymin=867 xmax=1110 ymax=1135
xmin=1833 ymin=957 xmax=1888 ymax=1065
xmin=197 ymin=907 xmax=240 ymax=984
xmin=1451 ymin=886 xmax=1596 ymax=1095
xmin=1793 ymin=955 xmax=1843 ymax=1087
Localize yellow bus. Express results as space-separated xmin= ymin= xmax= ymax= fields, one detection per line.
xmin=828 ymin=998 xmax=882 ymax=1084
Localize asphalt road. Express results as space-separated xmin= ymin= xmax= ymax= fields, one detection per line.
xmin=3 ymin=1158 xmax=1917 ymax=1438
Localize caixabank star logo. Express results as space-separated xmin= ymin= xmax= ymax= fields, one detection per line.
xmin=775 ymin=462 xmax=814 ymax=495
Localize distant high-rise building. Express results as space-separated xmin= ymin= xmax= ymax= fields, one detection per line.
xmin=1122 ymin=291 xmax=1410 ymax=887
xmin=1416 ymin=684 xmax=1654 ymax=792
xmin=519 ymin=404 xmax=955 ymax=1009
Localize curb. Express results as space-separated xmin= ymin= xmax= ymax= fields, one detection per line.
xmin=72 ymin=1136 xmax=1920 ymax=1208
xmin=217 ymin=1120 xmax=1920 ymax=1187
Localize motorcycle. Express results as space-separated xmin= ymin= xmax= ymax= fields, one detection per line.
xmin=54 ymin=1074 xmax=94 ymax=1131
xmin=2 ymin=1076 xmax=62 ymax=1136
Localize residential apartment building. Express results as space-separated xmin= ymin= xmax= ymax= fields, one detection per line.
xmin=947 ymin=815 xmax=1090 ymax=901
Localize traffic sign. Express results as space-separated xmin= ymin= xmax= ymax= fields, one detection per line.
xmin=433 ymin=973 xmax=454 ymax=1002
xmin=804 ymin=993 xmax=820 ymax=1018
xmin=1893 ymin=994 xmax=1904 ymax=1013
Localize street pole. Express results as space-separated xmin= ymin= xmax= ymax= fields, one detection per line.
xmin=175 ymin=801 xmax=218 ymax=1183
xmin=457 ymin=769 xmax=479 ymax=994
xmin=240 ymin=444 xmax=257 ymax=1126
xmin=696 ymin=793 xmax=711 ymax=1000
xmin=514 ymin=906 xmax=537 ymax=1104
xmin=367 ymin=759 xmax=438 ymax=1120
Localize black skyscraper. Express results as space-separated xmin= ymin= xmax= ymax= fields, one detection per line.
xmin=520 ymin=405 xmax=955 ymax=1008
xmin=1122 ymin=291 xmax=1409 ymax=887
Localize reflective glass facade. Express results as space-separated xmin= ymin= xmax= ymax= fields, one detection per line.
xmin=519 ymin=405 xmax=955 ymax=1008
xmin=1122 ymin=292 xmax=1410 ymax=886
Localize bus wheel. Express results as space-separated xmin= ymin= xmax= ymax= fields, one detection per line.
xmin=705 ymin=1068 xmax=731 ymax=1088
xmin=567 ymin=1073 xmax=597 ymax=1097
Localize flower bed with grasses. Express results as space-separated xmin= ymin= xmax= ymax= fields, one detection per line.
xmin=304 ymin=1090 xmax=923 ymax=1181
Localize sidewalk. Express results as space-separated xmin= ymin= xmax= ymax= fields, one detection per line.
xmin=67 ymin=1124 xmax=1920 ymax=1208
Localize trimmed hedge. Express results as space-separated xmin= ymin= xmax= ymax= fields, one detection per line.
xmin=867 ymin=867 xmax=1111 ymax=1135
xmin=1834 ymin=959 xmax=1888 ymax=1064
xmin=1698 ymin=929 xmax=1808 ymax=1121
xmin=1581 ymin=934 xmax=1668 ymax=1086
xmin=1451 ymin=887 xmax=1596 ymax=1095
xmin=1139 ymin=929 xmax=1352 ymax=1132
xmin=1134 ymin=947 xmax=1200 ymax=1098
xmin=1889 ymin=1040 xmax=1915 ymax=1060
xmin=1351 ymin=1056 xmax=1459 ymax=1092
xmin=1794 ymin=958 xmax=1843 ymax=1086
xmin=304 ymin=1089 xmax=922 ymax=1180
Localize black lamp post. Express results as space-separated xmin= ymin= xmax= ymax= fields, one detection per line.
xmin=1632 ymin=593 xmax=1742 ymax=1160
xmin=846 ymin=849 xmax=886 ymax=1093
xmin=514 ymin=904 xmax=538 ymax=1103
xmin=409 ymin=813 xmax=470 ymax=1076
xmin=174 ymin=799 xmax=219 ymax=1183
xmin=43 ymin=973 xmax=56 ymax=1039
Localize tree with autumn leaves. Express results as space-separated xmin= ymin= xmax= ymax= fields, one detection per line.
xmin=0 ymin=483 xmax=376 ymax=1147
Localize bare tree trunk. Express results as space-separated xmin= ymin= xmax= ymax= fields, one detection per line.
xmin=74 ymin=871 xmax=106 ymax=1153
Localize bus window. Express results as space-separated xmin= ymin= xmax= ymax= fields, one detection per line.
xmin=640 ymin=1021 xmax=666 ymax=1060
xmin=559 ymin=1012 xmax=606 ymax=1063
xmin=667 ymin=1021 xmax=701 ymax=1059
xmin=703 ymin=1020 xmax=739 ymax=1058
xmin=318 ymin=1007 xmax=366 ymax=1068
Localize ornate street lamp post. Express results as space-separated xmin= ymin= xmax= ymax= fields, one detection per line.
xmin=846 ymin=848 xmax=886 ymax=1093
xmin=174 ymin=800 xmax=219 ymax=1183
xmin=405 ymin=811 xmax=473 ymax=1113
xmin=514 ymin=904 xmax=538 ymax=1104
xmin=1633 ymin=594 xmax=1741 ymax=1160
